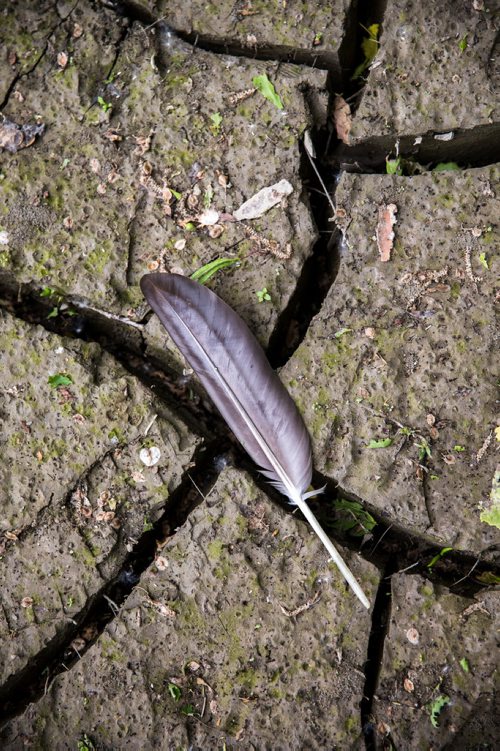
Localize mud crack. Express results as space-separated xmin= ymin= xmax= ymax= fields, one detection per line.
xmin=0 ymin=439 xmax=227 ymax=728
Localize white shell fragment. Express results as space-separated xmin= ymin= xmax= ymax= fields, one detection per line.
xmin=434 ymin=131 xmax=454 ymax=141
xmin=139 ymin=446 xmax=161 ymax=467
xmin=197 ymin=208 xmax=220 ymax=226
xmin=234 ymin=179 xmax=293 ymax=221
xmin=0 ymin=231 xmax=9 ymax=245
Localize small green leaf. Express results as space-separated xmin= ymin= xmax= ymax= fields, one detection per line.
xmin=47 ymin=307 xmax=59 ymax=319
xmin=367 ymin=438 xmax=393 ymax=448
xmin=180 ymin=703 xmax=195 ymax=716
xmin=77 ymin=735 xmax=96 ymax=751
xmin=352 ymin=23 xmax=380 ymax=79
xmin=458 ymin=35 xmax=468 ymax=52
xmin=252 ymin=74 xmax=283 ymax=110
xmin=209 ymin=111 xmax=222 ymax=135
xmin=184 ymin=222 xmax=196 ymax=231
xmin=478 ymin=252 xmax=488 ymax=270
xmin=48 ymin=373 xmax=73 ymax=389
xmin=40 ymin=286 xmax=56 ymax=297
xmin=433 ymin=162 xmax=460 ymax=172
xmin=416 ymin=439 xmax=432 ymax=461
xmin=386 ymin=157 xmax=402 ymax=175
xmin=329 ymin=498 xmax=377 ymax=536
xmin=453 ymin=444 xmax=465 ymax=452
xmin=190 ymin=257 xmax=239 ymax=285
xmin=459 ymin=657 xmax=469 ymax=673
xmin=168 ymin=683 xmax=182 ymax=702
xmin=480 ymin=506 xmax=500 ymax=529
xmin=97 ymin=95 xmax=112 ymax=113
xmin=427 ymin=547 xmax=453 ymax=570
xmin=203 ymin=186 xmax=214 ymax=208
xmin=476 ymin=571 xmax=500 ymax=585
xmin=430 ymin=694 xmax=450 ymax=727
xmin=334 ymin=327 xmax=352 ymax=338
xmin=171 ymin=189 xmax=182 ymax=200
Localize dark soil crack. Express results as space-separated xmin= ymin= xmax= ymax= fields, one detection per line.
xmin=266 ymin=133 xmax=341 ymax=368
xmin=0 ymin=270 xmax=226 ymax=442
xmin=360 ymin=563 xmax=395 ymax=751
xmin=0 ymin=438 xmax=227 ymax=728
xmin=330 ymin=123 xmax=500 ymax=173
xmin=0 ymin=1 xmax=79 ymax=111
xmin=102 ymin=0 xmax=344 ymax=80
xmin=1 ymin=270 xmax=498 ymax=599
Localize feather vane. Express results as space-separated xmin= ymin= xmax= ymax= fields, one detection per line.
xmin=141 ymin=273 xmax=369 ymax=609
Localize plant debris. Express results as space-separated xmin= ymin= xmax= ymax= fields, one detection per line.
xmin=376 ymin=203 xmax=398 ymax=262
xmin=234 ymin=179 xmax=293 ymax=221
xmin=0 ymin=118 xmax=45 ymax=153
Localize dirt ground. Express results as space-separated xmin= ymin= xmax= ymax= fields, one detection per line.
xmin=0 ymin=1 xmax=498 ymax=749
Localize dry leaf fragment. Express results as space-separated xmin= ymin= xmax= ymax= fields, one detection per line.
xmin=72 ymin=23 xmax=84 ymax=38
xmin=21 ymin=597 xmax=34 ymax=608
xmin=57 ymin=51 xmax=68 ymax=68
xmin=403 ymin=677 xmax=415 ymax=693
xmin=376 ymin=203 xmax=398 ymax=262
xmin=234 ymin=179 xmax=293 ymax=221
xmin=0 ymin=119 xmax=45 ymax=153
xmin=332 ymin=95 xmax=351 ymax=144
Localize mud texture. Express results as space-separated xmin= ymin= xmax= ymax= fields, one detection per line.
xmin=0 ymin=0 xmax=498 ymax=749
xmin=284 ymin=166 xmax=499 ymax=553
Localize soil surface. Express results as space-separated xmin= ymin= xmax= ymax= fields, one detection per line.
xmin=0 ymin=1 xmax=498 ymax=749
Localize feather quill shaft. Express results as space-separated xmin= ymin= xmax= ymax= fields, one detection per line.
xmin=140 ymin=273 xmax=369 ymax=609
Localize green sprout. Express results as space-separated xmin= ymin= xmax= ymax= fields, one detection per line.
xmin=77 ymin=735 xmax=96 ymax=751
xmin=352 ymin=23 xmax=380 ymax=80
xmin=256 ymin=287 xmax=271 ymax=303
xmin=427 ymin=546 xmax=453 ymax=569
xmin=416 ymin=438 xmax=432 ymax=461
xmin=478 ymin=252 xmax=488 ymax=270
xmin=386 ymin=156 xmax=402 ymax=175
xmin=459 ymin=657 xmax=470 ymax=673
xmin=97 ymin=95 xmax=112 ymax=113
xmin=453 ymin=445 xmax=465 ymax=452
xmin=168 ymin=682 xmax=182 ymax=701
xmin=458 ymin=35 xmax=468 ymax=52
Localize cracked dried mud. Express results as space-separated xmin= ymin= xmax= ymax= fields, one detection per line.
xmin=0 ymin=1 xmax=498 ymax=749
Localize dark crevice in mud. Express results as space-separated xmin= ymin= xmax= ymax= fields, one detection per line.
xmin=0 ymin=271 xmax=226 ymax=442
xmin=266 ymin=131 xmax=341 ymax=368
xmin=313 ymin=473 xmax=500 ymax=598
xmin=330 ymin=123 xmax=500 ymax=174
xmin=337 ymin=0 xmax=388 ymax=107
xmin=236 ymin=456 xmax=500 ymax=599
xmin=360 ymin=564 xmax=395 ymax=751
xmin=102 ymin=0 xmax=344 ymax=77
xmin=0 ymin=3 xmax=77 ymax=111
xmin=1 ymin=271 xmax=498 ymax=599
xmin=0 ymin=439 xmax=227 ymax=728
